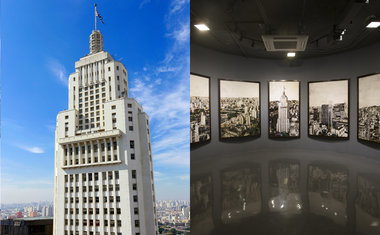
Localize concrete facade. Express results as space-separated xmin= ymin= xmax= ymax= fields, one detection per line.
xmin=53 ymin=30 xmax=157 ymax=235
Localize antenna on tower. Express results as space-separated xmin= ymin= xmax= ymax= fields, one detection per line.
xmin=94 ymin=3 xmax=104 ymax=31
xmin=94 ymin=3 xmax=97 ymax=31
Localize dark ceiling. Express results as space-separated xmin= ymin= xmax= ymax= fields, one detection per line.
xmin=191 ymin=0 xmax=380 ymax=59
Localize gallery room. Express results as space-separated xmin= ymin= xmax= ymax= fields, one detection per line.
xmin=190 ymin=0 xmax=380 ymax=235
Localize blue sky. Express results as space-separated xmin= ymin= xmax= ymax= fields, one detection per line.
xmin=1 ymin=0 xmax=189 ymax=203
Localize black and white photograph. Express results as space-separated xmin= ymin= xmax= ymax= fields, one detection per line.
xmin=219 ymin=80 xmax=260 ymax=139
xmin=268 ymin=160 xmax=301 ymax=214
xmin=190 ymin=73 xmax=211 ymax=145
xmin=358 ymin=73 xmax=380 ymax=144
xmin=355 ymin=174 xmax=380 ymax=235
xmin=308 ymin=164 xmax=348 ymax=226
xmin=191 ymin=174 xmax=214 ymax=235
xmin=308 ymin=80 xmax=349 ymax=138
xmin=221 ymin=166 xmax=262 ymax=223
xmin=269 ymin=81 xmax=300 ymax=138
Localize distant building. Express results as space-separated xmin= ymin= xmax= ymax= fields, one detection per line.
xmin=276 ymin=88 xmax=290 ymax=133
xmin=17 ymin=211 xmax=23 ymax=218
xmin=321 ymin=104 xmax=333 ymax=129
xmin=28 ymin=211 xmax=37 ymax=218
xmin=1 ymin=217 xmax=53 ymax=235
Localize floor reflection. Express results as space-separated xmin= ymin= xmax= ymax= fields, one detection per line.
xmin=191 ymin=155 xmax=380 ymax=235
xmin=269 ymin=160 xmax=302 ymax=214
xmin=356 ymin=174 xmax=380 ymax=235
xmin=221 ymin=165 xmax=261 ymax=223
xmin=308 ymin=163 xmax=348 ymax=226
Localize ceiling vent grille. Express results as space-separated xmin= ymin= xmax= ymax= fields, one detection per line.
xmin=261 ymin=35 xmax=309 ymax=51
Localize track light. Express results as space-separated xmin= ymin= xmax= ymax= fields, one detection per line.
xmin=366 ymin=21 xmax=380 ymax=28
xmin=194 ymin=24 xmax=210 ymax=31
xmin=287 ymin=52 xmax=296 ymax=57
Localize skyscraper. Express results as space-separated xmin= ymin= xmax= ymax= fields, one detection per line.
xmin=321 ymin=104 xmax=333 ymax=129
xmin=53 ymin=12 xmax=158 ymax=235
xmin=276 ymin=88 xmax=290 ymax=133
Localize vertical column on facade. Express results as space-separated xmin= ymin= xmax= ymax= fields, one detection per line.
xmin=90 ymin=141 xmax=94 ymax=165
xmin=97 ymin=139 xmax=101 ymax=163
xmin=110 ymin=138 xmax=114 ymax=162
xmin=116 ymin=138 xmax=120 ymax=162
xmin=104 ymin=138 xmax=108 ymax=162
xmin=85 ymin=142 xmax=89 ymax=164
xmin=78 ymin=142 xmax=82 ymax=165
xmin=71 ymin=143 xmax=75 ymax=166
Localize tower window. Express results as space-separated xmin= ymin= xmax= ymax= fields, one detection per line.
xmin=132 ymin=170 xmax=136 ymax=179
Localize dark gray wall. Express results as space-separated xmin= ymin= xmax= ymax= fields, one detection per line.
xmin=190 ymin=43 xmax=380 ymax=235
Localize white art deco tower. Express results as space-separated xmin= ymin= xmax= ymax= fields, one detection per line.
xmin=276 ymin=88 xmax=290 ymax=133
xmin=53 ymin=27 xmax=158 ymax=235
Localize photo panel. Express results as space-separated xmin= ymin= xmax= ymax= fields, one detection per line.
xmin=355 ymin=174 xmax=380 ymax=235
xmin=219 ymin=79 xmax=260 ymax=140
xmin=269 ymin=81 xmax=300 ymax=138
xmin=308 ymin=79 xmax=349 ymax=138
xmin=308 ymin=163 xmax=348 ymax=226
xmin=190 ymin=73 xmax=211 ymax=146
xmin=358 ymin=73 xmax=380 ymax=144
xmin=221 ymin=165 xmax=262 ymax=223
xmin=268 ymin=160 xmax=301 ymax=214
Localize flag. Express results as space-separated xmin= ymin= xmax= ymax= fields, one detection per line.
xmin=96 ymin=9 xmax=104 ymax=24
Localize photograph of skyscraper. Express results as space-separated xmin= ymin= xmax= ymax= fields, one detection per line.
xmin=269 ymin=81 xmax=300 ymax=137
xmin=358 ymin=74 xmax=380 ymax=144
xmin=308 ymin=164 xmax=348 ymax=226
xmin=190 ymin=74 xmax=211 ymax=145
xmin=221 ymin=166 xmax=262 ymax=223
xmin=219 ymin=80 xmax=260 ymax=139
xmin=268 ymin=161 xmax=302 ymax=214
xmin=308 ymin=80 xmax=349 ymax=138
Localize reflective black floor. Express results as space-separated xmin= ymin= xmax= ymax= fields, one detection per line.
xmin=191 ymin=150 xmax=380 ymax=235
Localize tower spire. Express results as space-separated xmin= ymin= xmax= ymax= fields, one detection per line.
xmin=94 ymin=3 xmax=97 ymax=31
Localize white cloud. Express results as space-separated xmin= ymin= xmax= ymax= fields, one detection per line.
xmin=139 ymin=0 xmax=151 ymax=9
xmin=166 ymin=22 xmax=189 ymax=43
xmin=169 ymin=0 xmax=189 ymax=16
xmin=47 ymin=58 xmax=68 ymax=86
xmin=156 ymin=66 xmax=182 ymax=73
xmin=17 ymin=145 xmax=45 ymax=154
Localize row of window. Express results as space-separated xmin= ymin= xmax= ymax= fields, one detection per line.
xmin=64 ymin=183 xmax=124 ymax=193
xmin=65 ymin=219 xmax=122 ymax=227
xmin=64 ymin=141 xmax=117 ymax=156
xmin=65 ymin=232 xmax=130 ymax=235
xmin=65 ymin=207 xmax=122 ymax=215
xmin=65 ymin=171 xmax=119 ymax=183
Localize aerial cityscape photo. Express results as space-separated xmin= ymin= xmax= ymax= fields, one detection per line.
xmin=308 ymin=80 xmax=349 ymax=138
xmin=219 ymin=80 xmax=260 ymax=139
xmin=358 ymin=74 xmax=380 ymax=144
xmin=190 ymin=74 xmax=211 ymax=145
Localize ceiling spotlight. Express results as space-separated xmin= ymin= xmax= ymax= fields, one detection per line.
xmin=287 ymin=52 xmax=296 ymax=57
xmin=366 ymin=21 xmax=380 ymax=28
xmin=194 ymin=24 xmax=210 ymax=31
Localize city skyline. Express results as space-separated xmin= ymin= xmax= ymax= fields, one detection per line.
xmin=358 ymin=74 xmax=380 ymax=108
xmin=309 ymin=80 xmax=348 ymax=107
xmin=1 ymin=0 xmax=190 ymax=204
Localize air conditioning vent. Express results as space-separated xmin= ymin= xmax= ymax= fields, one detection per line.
xmin=262 ymin=35 xmax=309 ymax=51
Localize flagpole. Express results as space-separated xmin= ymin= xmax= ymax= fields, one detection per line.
xmin=94 ymin=3 xmax=97 ymax=31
